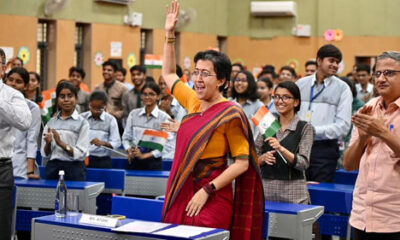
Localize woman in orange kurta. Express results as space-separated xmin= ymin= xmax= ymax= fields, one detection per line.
xmin=161 ymin=2 xmax=264 ymax=239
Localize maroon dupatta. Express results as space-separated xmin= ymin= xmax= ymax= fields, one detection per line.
xmin=162 ymin=101 xmax=265 ymax=240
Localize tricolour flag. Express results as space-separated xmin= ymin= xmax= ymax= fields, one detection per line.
xmin=144 ymin=54 xmax=163 ymax=69
xmin=39 ymin=88 xmax=56 ymax=124
xmin=252 ymin=106 xmax=281 ymax=138
xmin=138 ymin=129 xmax=169 ymax=151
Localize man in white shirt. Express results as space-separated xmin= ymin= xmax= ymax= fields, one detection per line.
xmin=0 ymin=48 xmax=32 ymax=240
xmin=296 ymin=44 xmax=352 ymax=183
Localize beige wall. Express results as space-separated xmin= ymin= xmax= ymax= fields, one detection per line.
xmin=0 ymin=15 xmax=37 ymax=72
xmin=90 ymin=23 xmax=140 ymax=89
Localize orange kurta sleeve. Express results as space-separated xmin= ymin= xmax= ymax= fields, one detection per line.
xmin=171 ymin=80 xmax=201 ymax=114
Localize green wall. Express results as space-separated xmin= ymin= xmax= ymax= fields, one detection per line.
xmin=0 ymin=0 xmax=228 ymax=35
xmin=1 ymin=0 xmax=399 ymax=37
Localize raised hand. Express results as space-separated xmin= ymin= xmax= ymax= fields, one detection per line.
xmin=165 ymin=0 xmax=180 ymax=33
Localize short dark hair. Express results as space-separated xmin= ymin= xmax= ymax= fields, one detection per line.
xmin=258 ymin=77 xmax=273 ymax=89
xmin=316 ymin=44 xmax=342 ymax=62
xmin=130 ymin=65 xmax=146 ymax=74
xmin=231 ymin=70 xmax=259 ymax=101
xmin=89 ymin=90 xmax=108 ymax=104
xmin=141 ymin=81 xmax=161 ymax=95
xmin=56 ymin=80 xmax=78 ymax=101
xmin=102 ymin=60 xmax=118 ymax=72
xmin=176 ymin=64 xmax=183 ymax=78
xmin=0 ymin=48 xmax=5 ymax=63
xmin=356 ymin=64 xmax=371 ymax=74
xmin=275 ymin=81 xmax=301 ymax=113
xmin=232 ymin=63 xmax=245 ymax=71
xmin=69 ymin=66 xmax=86 ymax=79
xmin=280 ymin=65 xmax=297 ymax=78
xmin=305 ymin=60 xmax=317 ymax=68
xmin=194 ymin=50 xmax=232 ymax=92
xmin=339 ymin=76 xmax=357 ymax=98
xmin=116 ymin=67 xmax=127 ymax=76
xmin=7 ymin=67 xmax=30 ymax=86
xmin=257 ymin=67 xmax=277 ymax=79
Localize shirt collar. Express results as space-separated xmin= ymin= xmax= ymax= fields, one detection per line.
xmin=171 ymin=97 xmax=178 ymax=106
xmin=285 ymin=114 xmax=300 ymax=132
xmin=377 ymin=96 xmax=400 ymax=110
xmin=139 ymin=105 xmax=160 ymax=118
xmin=311 ymin=74 xmax=333 ymax=87
xmin=88 ymin=111 xmax=105 ymax=121
xmin=57 ymin=108 xmax=80 ymax=120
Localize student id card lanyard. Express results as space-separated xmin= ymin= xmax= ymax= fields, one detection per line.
xmin=306 ymin=83 xmax=325 ymax=121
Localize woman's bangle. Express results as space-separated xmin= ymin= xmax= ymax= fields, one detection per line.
xmin=202 ymin=182 xmax=215 ymax=196
xmin=27 ymin=171 xmax=34 ymax=175
xmin=165 ymin=36 xmax=176 ymax=44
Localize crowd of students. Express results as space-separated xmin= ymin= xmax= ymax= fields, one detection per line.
xmin=1 ymin=29 xmax=399 ymax=239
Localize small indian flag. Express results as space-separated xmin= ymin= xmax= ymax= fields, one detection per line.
xmin=138 ymin=129 xmax=169 ymax=151
xmin=144 ymin=54 xmax=163 ymax=69
xmin=39 ymin=88 xmax=56 ymax=124
xmin=252 ymin=106 xmax=281 ymax=138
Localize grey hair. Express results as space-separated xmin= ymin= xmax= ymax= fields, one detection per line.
xmin=377 ymin=51 xmax=400 ymax=64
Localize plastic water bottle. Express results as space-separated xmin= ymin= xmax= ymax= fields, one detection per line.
xmin=55 ymin=170 xmax=67 ymax=217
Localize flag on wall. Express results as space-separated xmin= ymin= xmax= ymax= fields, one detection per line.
xmin=252 ymin=106 xmax=281 ymax=138
xmin=144 ymin=54 xmax=163 ymax=69
xmin=138 ymin=129 xmax=169 ymax=151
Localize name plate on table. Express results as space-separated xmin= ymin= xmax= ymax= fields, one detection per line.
xmin=79 ymin=213 xmax=118 ymax=228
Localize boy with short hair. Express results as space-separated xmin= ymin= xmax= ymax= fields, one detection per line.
xmin=81 ymin=90 xmax=121 ymax=168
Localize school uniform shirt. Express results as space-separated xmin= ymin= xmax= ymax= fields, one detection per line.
xmin=76 ymin=89 xmax=90 ymax=113
xmin=12 ymin=99 xmax=41 ymax=178
xmin=41 ymin=109 xmax=90 ymax=162
xmin=231 ymin=98 xmax=264 ymax=139
xmin=170 ymin=97 xmax=187 ymax=121
xmin=81 ymin=111 xmax=121 ymax=157
xmin=121 ymin=88 xmax=141 ymax=120
xmin=355 ymin=83 xmax=374 ymax=100
xmin=95 ymin=80 xmax=128 ymax=120
xmin=122 ymin=106 xmax=172 ymax=158
xmin=349 ymin=96 xmax=400 ymax=233
xmin=296 ymin=74 xmax=353 ymax=140
xmin=0 ymin=81 xmax=32 ymax=159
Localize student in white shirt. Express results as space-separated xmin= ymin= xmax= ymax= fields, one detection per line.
xmin=5 ymin=67 xmax=41 ymax=179
xmin=122 ymin=82 xmax=171 ymax=170
xmin=41 ymin=81 xmax=90 ymax=181
xmin=81 ymin=90 xmax=121 ymax=168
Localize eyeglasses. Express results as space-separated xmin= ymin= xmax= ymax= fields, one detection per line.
xmin=89 ymin=105 xmax=105 ymax=112
xmin=373 ymin=70 xmax=400 ymax=78
xmin=272 ymin=95 xmax=294 ymax=102
xmin=234 ymin=78 xmax=247 ymax=83
xmin=142 ymin=93 xmax=157 ymax=97
xmin=192 ymin=70 xmax=216 ymax=78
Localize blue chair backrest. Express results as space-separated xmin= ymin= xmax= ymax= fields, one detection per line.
xmin=86 ymin=168 xmax=125 ymax=192
xmin=111 ymin=196 xmax=163 ymax=222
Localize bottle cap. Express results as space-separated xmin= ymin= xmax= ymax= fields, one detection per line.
xmin=59 ymin=170 xmax=65 ymax=176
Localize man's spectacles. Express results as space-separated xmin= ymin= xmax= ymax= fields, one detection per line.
xmin=272 ymin=95 xmax=294 ymax=102
xmin=192 ymin=70 xmax=216 ymax=78
xmin=373 ymin=70 xmax=400 ymax=78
